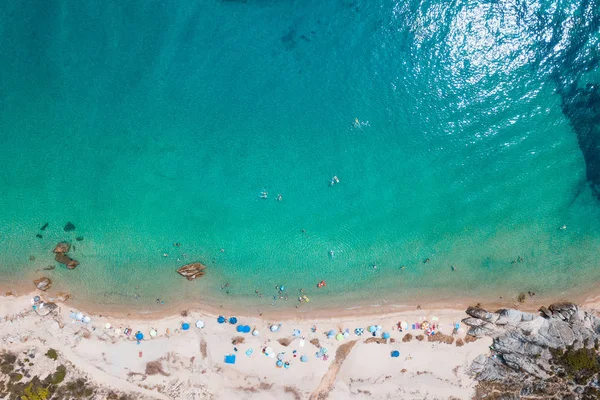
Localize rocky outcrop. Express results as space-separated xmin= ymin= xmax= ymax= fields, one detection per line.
xmin=53 ymin=242 xmax=71 ymax=253
xmin=53 ymin=241 xmax=79 ymax=269
xmin=176 ymin=262 xmax=207 ymax=281
xmin=55 ymin=253 xmax=79 ymax=269
xmin=467 ymin=303 xmax=600 ymax=399
xmin=33 ymin=277 xmax=52 ymax=291
xmin=64 ymin=222 xmax=76 ymax=231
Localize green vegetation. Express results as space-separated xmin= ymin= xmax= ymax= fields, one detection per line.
xmin=22 ymin=382 xmax=49 ymax=400
xmin=551 ymin=346 xmax=600 ymax=385
xmin=50 ymin=365 xmax=66 ymax=385
xmin=44 ymin=349 xmax=58 ymax=361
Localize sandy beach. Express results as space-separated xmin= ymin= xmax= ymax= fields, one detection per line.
xmin=0 ymin=288 xmax=499 ymax=400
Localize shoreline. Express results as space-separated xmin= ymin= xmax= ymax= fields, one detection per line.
xmin=2 ymin=277 xmax=598 ymax=321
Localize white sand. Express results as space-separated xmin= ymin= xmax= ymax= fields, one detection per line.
xmin=0 ymin=292 xmax=493 ymax=399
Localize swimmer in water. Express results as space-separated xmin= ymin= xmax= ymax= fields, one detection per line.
xmin=276 ymin=194 xmax=282 ymax=201
xmin=329 ymin=250 xmax=335 ymax=258
xmin=260 ymin=191 xmax=268 ymax=199
xmin=372 ymin=263 xmax=377 ymax=270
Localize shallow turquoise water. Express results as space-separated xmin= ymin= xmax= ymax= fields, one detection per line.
xmin=1 ymin=0 xmax=600 ymax=311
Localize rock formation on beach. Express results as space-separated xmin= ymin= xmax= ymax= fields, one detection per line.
xmin=176 ymin=262 xmax=207 ymax=280
xmin=466 ymin=303 xmax=600 ymax=399
xmin=33 ymin=277 xmax=52 ymax=291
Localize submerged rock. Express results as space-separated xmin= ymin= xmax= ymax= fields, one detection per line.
xmin=35 ymin=234 xmax=42 ymax=239
xmin=54 ymin=253 xmax=79 ymax=269
xmin=177 ymin=262 xmax=207 ymax=281
xmin=43 ymin=265 xmax=55 ymax=271
xmin=55 ymin=292 xmax=70 ymax=302
xmin=75 ymin=236 xmax=83 ymax=241
xmin=64 ymin=222 xmax=76 ymax=232
xmin=40 ymin=222 xmax=48 ymax=231
xmin=33 ymin=277 xmax=52 ymax=291
xmin=53 ymin=242 xmax=71 ymax=254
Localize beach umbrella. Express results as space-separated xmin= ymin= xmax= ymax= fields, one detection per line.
xmin=217 ymin=316 xmax=226 ymax=324
xmin=335 ymin=333 xmax=344 ymax=341
xmin=376 ymin=325 xmax=382 ymax=331
xmin=382 ymin=332 xmax=390 ymax=340
xmin=34 ymin=296 xmax=41 ymax=303
xmin=82 ymin=316 xmax=91 ymax=324
xmin=300 ymin=355 xmax=308 ymax=362
xmin=195 ymin=320 xmax=205 ymax=329
xmin=69 ymin=311 xmax=77 ymax=319
xmin=76 ymin=312 xmax=84 ymax=321
xmin=105 ymin=323 xmax=112 ymax=329
xmin=400 ymin=321 xmax=408 ymax=330
xmin=292 ymin=329 xmax=301 ymax=337
xmin=149 ymin=329 xmax=157 ymax=338
xmin=277 ymin=353 xmax=285 ymax=361
xmin=252 ymin=330 xmax=260 ymax=336
xmin=236 ymin=325 xmax=244 ymax=333
xmin=276 ymin=360 xmax=283 ymax=367
xmin=244 ymin=325 xmax=251 ymax=333
xmin=229 ymin=317 xmax=238 ymax=324
xmin=284 ymin=362 xmax=290 ymax=369
xmin=327 ymin=329 xmax=336 ymax=338
xmin=265 ymin=347 xmax=274 ymax=356
xmin=270 ymin=324 xmax=279 ymax=332
xmin=321 ymin=347 xmax=328 ymax=354
xmin=135 ymin=332 xmax=144 ymax=341
xmin=182 ymin=322 xmax=190 ymax=330
xmin=343 ymin=332 xmax=350 ymax=339
xmin=391 ymin=350 xmax=400 ymax=358
xmin=368 ymin=326 xmax=376 ymax=333
xmin=299 ymin=339 xmax=305 ymax=347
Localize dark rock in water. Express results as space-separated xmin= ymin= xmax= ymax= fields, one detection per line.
xmin=43 ymin=265 xmax=55 ymax=271
xmin=75 ymin=236 xmax=83 ymax=241
xmin=40 ymin=223 xmax=48 ymax=231
xmin=29 ymin=255 xmax=35 ymax=261
xmin=33 ymin=277 xmax=52 ymax=291
xmin=55 ymin=253 xmax=79 ymax=269
xmin=64 ymin=222 xmax=76 ymax=232
xmin=35 ymin=234 xmax=42 ymax=239
xmin=177 ymin=262 xmax=207 ymax=281
xmin=53 ymin=242 xmax=71 ymax=253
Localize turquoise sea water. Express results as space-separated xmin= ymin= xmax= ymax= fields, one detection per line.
xmin=1 ymin=0 xmax=600 ymax=312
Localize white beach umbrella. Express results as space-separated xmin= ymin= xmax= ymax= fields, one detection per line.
xmin=75 ymin=312 xmax=84 ymax=321
xmin=82 ymin=316 xmax=91 ymax=324
xmin=270 ymin=324 xmax=279 ymax=332
xmin=149 ymin=329 xmax=157 ymax=338
xmin=105 ymin=323 xmax=112 ymax=329
xmin=195 ymin=320 xmax=205 ymax=329
xmin=252 ymin=330 xmax=259 ymax=336
xmin=265 ymin=346 xmax=274 ymax=356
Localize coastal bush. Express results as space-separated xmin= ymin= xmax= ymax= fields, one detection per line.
xmin=402 ymin=333 xmax=413 ymax=342
xmin=50 ymin=365 xmax=67 ymax=385
xmin=517 ymin=293 xmax=526 ymax=303
xmin=551 ymin=347 xmax=600 ymax=385
xmin=0 ymin=352 xmax=16 ymax=375
xmin=455 ymin=338 xmax=465 ymax=347
xmin=44 ymin=349 xmax=57 ymax=361
xmin=415 ymin=334 xmax=424 ymax=341
xmin=22 ymin=382 xmax=49 ymax=400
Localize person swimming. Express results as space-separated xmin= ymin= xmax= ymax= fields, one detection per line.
xmin=276 ymin=194 xmax=282 ymax=201
xmin=260 ymin=191 xmax=268 ymax=199
xmin=329 ymin=250 xmax=335 ymax=258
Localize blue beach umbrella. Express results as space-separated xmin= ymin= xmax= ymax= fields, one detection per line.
xmin=382 ymin=332 xmax=390 ymax=340
xmin=300 ymin=355 xmax=308 ymax=362
xmin=217 ymin=316 xmax=226 ymax=324
xmin=327 ymin=329 xmax=336 ymax=338
xmin=135 ymin=331 xmax=144 ymax=341
xmin=391 ymin=350 xmax=400 ymax=358
xmin=229 ymin=317 xmax=238 ymax=324
xmin=276 ymin=360 xmax=283 ymax=367
xmin=368 ymin=326 xmax=376 ymax=333
xmin=236 ymin=325 xmax=244 ymax=333
xmin=243 ymin=325 xmax=251 ymax=333
xmin=182 ymin=322 xmax=190 ymax=330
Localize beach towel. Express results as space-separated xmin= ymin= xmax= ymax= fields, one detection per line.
xmin=224 ymin=355 xmax=236 ymax=364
